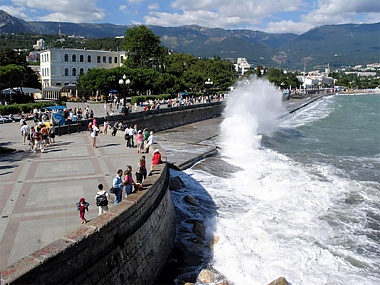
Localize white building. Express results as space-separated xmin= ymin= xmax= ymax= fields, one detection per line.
xmin=297 ymin=71 xmax=335 ymax=89
xmin=33 ymin=39 xmax=46 ymax=50
xmin=234 ymin=58 xmax=252 ymax=75
xmin=40 ymin=48 xmax=127 ymax=89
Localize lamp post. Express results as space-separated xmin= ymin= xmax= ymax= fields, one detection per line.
xmin=205 ymin=78 xmax=213 ymax=103
xmin=119 ymin=74 xmax=130 ymax=117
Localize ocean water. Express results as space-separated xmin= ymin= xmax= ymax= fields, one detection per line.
xmin=169 ymin=79 xmax=380 ymax=284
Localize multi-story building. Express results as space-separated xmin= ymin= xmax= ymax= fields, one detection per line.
xmin=234 ymin=58 xmax=252 ymax=75
xmin=40 ymin=48 xmax=127 ymax=89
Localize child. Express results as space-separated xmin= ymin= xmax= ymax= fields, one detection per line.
xmin=95 ymin=184 xmax=109 ymax=216
xmin=77 ymin=198 xmax=89 ymax=224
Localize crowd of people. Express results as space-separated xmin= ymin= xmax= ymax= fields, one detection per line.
xmin=76 ymin=115 xmax=163 ymax=223
xmin=8 ymin=104 xmax=164 ymax=224
xmin=19 ymin=117 xmax=56 ymax=153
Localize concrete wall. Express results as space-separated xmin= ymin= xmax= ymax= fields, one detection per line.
xmin=53 ymin=101 xmax=224 ymax=135
xmin=1 ymin=163 xmax=175 ymax=285
xmin=1 ymin=103 xmax=224 ymax=285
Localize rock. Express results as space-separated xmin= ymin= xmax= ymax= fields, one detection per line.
xmin=208 ymin=236 xmax=220 ymax=248
xmin=198 ymin=269 xmax=216 ymax=283
xmin=184 ymin=195 xmax=198 ymax=206
xmin=268 ymin=277 xmax=288 ymax=285
xmin=169 ymin=176 xmax=185 ymax=190
xmin=192 ymin=220 xmax=206 ymax=240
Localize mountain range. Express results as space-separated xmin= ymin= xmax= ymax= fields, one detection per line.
xmin=0 ymin=10 xmax=379 ymax=70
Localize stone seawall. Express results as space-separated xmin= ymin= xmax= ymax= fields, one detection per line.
xmin=54 ymin=102 xmax=224 ymax=135
xmin=1 ymin=162 xmax=175 ymax=285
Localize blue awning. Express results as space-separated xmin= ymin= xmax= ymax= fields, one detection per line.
xmin=43 ymin=106 xmax=67 ymax=111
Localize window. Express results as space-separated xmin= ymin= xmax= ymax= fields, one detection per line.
xmin=72 ymin=54 xmax=76 ymax=62
xmin=114 ymin=57 xmax=118 ymax=64
xmin=80 ymin=68 xmax=84 ymax=75
xmin=97 ymin=56 xmax=101 ymax=63
xmin=88 ymin=55 xmax=91 ymax=63
xmin=72 ymin=68 xmax=77 ymax=76
xmin=64 ymin=68 xmax=69 ymax=76
xmin=103 ymin=56 xmax=106 ymax=63
xmin=109 ymin=56 xmax=112 ymax=63
xmin=64 ymin=54 xmax=69 ymax=62
xmin=80 ymin=55 xmax=84 ymax=62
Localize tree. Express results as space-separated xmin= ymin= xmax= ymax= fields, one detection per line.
xmin=123 ymin=25 xmax=162 ymax=69
xmin=0 ymin=48 xmax=41 ymax=91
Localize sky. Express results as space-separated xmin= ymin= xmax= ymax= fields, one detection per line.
xmin=1 ymin=0 xmax=380 ymax=34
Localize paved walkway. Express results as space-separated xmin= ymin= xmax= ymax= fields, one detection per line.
xmin=0 ymin=119 xmax=152 ymax=269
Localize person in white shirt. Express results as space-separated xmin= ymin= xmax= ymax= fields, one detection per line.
xmin=20 ymin=121 xmax=30 ymax=145
xmin=95 ymin=184 xmax=109 ymax=215
xmin=91 ymin=124 xmax=100 ymax=148
xmin=145 ymin=131 xmax=156 ymax=153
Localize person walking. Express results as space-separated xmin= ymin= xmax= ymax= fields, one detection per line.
xmin=33 ymin=127 xmax=44 ymax=153
xmin=49 ymin=124 xmax=56 ymax=144
xmin=20 ymin=121 xmax=30 ymax=145
xmin=91 ymin=124 xmax=99 ymax=148
xmin=112 ymin=169 xmax=124 ymax=204
xmin=136 ymin=130 xmax=143 ymax=153
xmin=142 ymin=128 xmax=149 ymax=152
xmin=77 ymin=198 xmax=89 ymax=224
xmin=95 ymin=184 xmax=109 ymax=216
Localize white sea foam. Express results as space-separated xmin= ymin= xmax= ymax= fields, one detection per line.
xmin=182 ymin=78 xmax=380 ymax=284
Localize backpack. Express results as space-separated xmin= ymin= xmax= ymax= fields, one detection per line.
xmin=76 ymin=201 xmax=89 ymax=211
xmin=96 ymin=192 xmax=108 ymax=206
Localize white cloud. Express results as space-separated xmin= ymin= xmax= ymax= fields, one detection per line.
xmin=0 ymin=5 xmax=30 ymax=20
xmin=7 ymin=0 xmax=106 ymax=23
xmin=146 ymin=0 xmax=305 ymax=29
xmin=2 ymin=0 xmax=379 ymax=33
xmin=301 ymin=0 xmax=380 ymax=27
xmin=148 ymin=3 xmax=160 ymax=10
xmin=265 ymin=20 xmax=314 ymax=34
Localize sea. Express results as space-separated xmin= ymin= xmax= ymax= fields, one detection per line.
xmin=166 ymin=78 xmax=380 ymax=285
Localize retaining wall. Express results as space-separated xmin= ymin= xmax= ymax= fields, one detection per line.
xmin=1 ymin=162 xmax=175 ymax=285
xmin=53 ymin=101 xmax=224 ymax=135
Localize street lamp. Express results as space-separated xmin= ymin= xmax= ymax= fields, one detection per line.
xmin=119 ymin=74 xmax=130 ymax=117
xmin=205 ymin=78 xmax=213 ymax=103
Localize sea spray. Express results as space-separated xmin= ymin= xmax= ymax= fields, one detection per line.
xmin=221 ymin=77 xmax=285 ymax=157
xmin=202 ymin=86 xmax=380 ymax=284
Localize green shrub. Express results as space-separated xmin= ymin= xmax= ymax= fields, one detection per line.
xmin=0 ymin=102 xmax=65 ymax=115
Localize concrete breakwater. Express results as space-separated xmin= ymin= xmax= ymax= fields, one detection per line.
xmin=0 ymin=102 xmax=224 ymax=285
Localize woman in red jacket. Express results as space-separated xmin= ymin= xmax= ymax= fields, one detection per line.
xmin=151 ymin=149 xmax=162 ymax=171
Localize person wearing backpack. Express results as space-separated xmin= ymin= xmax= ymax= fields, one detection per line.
xmin=95 ymin=184 xmax=109 ymax=215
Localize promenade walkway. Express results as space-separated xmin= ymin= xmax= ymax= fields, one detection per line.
xmin=0 ymin=117 xmax=152 ymax=269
